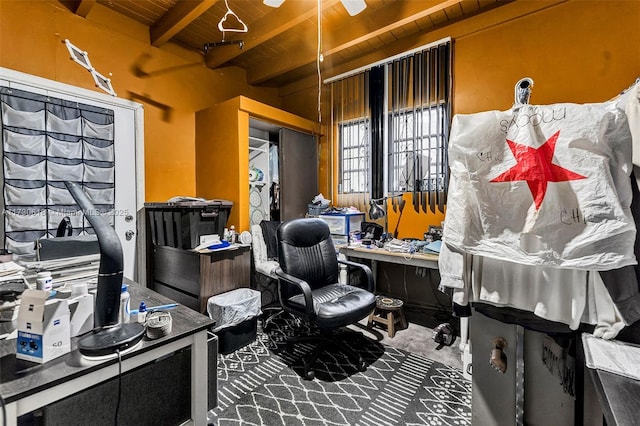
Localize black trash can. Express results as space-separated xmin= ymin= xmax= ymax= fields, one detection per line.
xmin=207 ymin=288 xmax=261 ymax=354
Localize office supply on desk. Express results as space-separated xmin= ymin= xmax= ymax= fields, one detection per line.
xmin=145 ymin=312 xmax=173 ymax=339
xmin=130 ymin=303 xmax=178 ymax=315
xmin=424 ymin=240 xmax=442 ymax=254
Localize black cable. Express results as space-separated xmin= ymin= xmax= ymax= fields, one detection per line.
xmin=1 ymin=392 xmax=6 ymax=426
xmin=114 ymin=349 xmax=122 ymax=426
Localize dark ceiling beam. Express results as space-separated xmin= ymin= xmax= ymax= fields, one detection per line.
xmin=74 ymin=0 xmax=96 ymax=18
xmin=205 ymin=0 xmax=341 ymax=69
xmin=248 ymin=0 xmax=461 ymax=85
xmin=151 ymin=0 xmax=220 ymax=47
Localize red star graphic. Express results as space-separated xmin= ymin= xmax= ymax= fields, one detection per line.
xmin=490 ymin=130 xmax=586 ymax=210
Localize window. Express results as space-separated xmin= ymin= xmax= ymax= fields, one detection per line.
xmin=389 ymin=104 xmax=447 ymax=193
xmin=339 ymin=119 xmax=370 ymax=194
xmin=330 ymin=70 xmax=371 ymax=195
xmin=330 ymin=38 xmax=451 ymax=213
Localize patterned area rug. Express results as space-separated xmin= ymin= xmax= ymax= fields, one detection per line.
xmin=208 ymin=316 xmax=471 ymax=426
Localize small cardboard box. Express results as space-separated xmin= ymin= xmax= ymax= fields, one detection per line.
xmin=68 ymin=293 xmax=94 ymax=337
xmin=16 ymin=289 xmax=71 ymax=363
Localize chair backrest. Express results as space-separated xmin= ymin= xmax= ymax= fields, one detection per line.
xmin=251 ymin=221 xmax=281 ymax=278
xmin=277 ymin=218 xmax=339 ymax=299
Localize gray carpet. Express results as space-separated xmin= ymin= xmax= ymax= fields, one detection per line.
xmin=208 ymin=317 xmax=471 ymax=425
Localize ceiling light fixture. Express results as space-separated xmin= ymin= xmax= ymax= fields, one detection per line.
xmin=263 ymin=0 xmax=367 ymax=16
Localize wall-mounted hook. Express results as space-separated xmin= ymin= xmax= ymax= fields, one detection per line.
xmin=513 ymin=77 xmax=534 ymax=110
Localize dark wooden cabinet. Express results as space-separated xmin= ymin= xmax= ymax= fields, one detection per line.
xmin=151 ymin=245 xmax=251 ymax=314
xmin=144 ymin=202 xmax=250 ymax=314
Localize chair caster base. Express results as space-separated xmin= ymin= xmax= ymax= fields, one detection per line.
xmin=303 ymin=369 xmax=315 ymax=380
xmin=357 ymin=360 xmax=367 ymax=372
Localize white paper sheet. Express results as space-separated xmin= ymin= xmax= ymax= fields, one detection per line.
xmin=582 ymin=333 xmax=640 ymax=380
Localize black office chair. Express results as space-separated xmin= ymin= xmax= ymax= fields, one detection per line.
xmin=275 ymin=217 xmax=376 ymax=380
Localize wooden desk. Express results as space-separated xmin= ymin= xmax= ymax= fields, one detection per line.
xmin=340 ymin=245 xmax=439 ymax=270
xmin=0 ymin=282 xmax=215 ymax=426
xmin=339 ymin=245 xmax=441 ymax=308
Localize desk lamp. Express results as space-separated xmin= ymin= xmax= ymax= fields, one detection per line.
xmin=65 ymin=182 xmax=145 ymax=357
xmin=368 ymin=195 xmax=404 ymax=239
xmin=368 ymin=198 xmax=387 ymax=238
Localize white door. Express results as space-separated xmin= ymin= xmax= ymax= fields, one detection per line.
xmin=0 ymin=68 xmax=143 ymax=279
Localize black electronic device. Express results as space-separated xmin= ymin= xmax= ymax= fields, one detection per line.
xmin=361 ymin=221 xmax=383 ymax=241
xmin=425 ymin=225 xmax=443 ymax=241
xmin=65 ymin=182 xmax=145 ymax=357
xmin=433 ymin=322 xmax=456 ymax=350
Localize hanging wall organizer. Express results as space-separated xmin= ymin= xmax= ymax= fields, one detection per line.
xmin=0 ymin=86 xmax=116 ymax=257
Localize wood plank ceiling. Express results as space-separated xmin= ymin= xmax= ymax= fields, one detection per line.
xmin=66 ymin=0 xmax=511 ymax=88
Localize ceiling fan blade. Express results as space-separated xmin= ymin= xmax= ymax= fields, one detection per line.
xmin=264 ymin=0 xmax=367 ymax=16
xmin=263 ymin=0 xmax=285 ymax=7
xmin=341 ymin=0 xmax=367 ymax=16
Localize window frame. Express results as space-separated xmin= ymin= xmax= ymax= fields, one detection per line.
xmin=388 ymin=102 xmax=447 ymax=194
xmin=338 ymin=118 xmax=371 ymax=194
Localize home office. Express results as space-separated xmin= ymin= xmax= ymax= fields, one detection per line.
xmin=1 ymin=1 xmax=639 ymax=425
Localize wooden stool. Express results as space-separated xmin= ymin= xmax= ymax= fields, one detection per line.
xmin=367 ymin=295 xmax=407 ymax=338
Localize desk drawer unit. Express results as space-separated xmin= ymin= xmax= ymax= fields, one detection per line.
xmin=152 ymin=245 xmax=250 ymax=313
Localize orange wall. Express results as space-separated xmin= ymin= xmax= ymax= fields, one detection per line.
xmin=283 ymin=0 xmax=640 ymax=239
xmin=0 ymin=0 xmax=282 ymax=203
xmin=195 ymin=96 xmax=320 ymax=232
xmin=2 ymin=0 xmax=639 ymax=237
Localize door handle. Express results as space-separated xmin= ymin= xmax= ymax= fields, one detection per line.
xmin=125 ymin=230 xmax=135 ymax=241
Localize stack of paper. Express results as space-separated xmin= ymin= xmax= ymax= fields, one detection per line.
xmin=0 ymin=261 xmax=25 ymax=283
xmin=20 ymin=254 xmax=101 ymax=288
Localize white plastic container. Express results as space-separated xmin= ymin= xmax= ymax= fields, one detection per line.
xmin=36 ymin=271 xmax=53 ymax=291
xmin=120 ymin=283 xmax=130 ymax=324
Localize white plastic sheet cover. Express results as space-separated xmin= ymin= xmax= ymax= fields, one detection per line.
xmin=207 ymin=288 xmax=262 ymax=332
xmin=444 ymin=102 xmax=635 ymax=270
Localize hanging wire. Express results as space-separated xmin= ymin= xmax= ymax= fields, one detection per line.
xmin=316 ymin=0 xmax=322 ymax=124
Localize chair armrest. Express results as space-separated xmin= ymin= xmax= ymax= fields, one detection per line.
xmin=255 ymin=259 xmax=279 ymax=278
xmin=275 ymin=267 xmax=316 ymax=319
xmin=338 ymin=258 xmax=374 ymax=292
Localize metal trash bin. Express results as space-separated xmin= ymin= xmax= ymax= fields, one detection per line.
xmin=207 ymin=288 xmax=261 ymax=354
